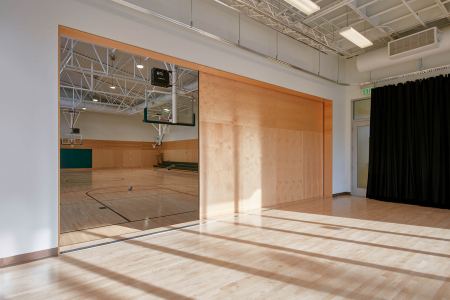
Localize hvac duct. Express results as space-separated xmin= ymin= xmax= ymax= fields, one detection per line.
xmin=357 ymin=26 xmax=450 ymax=73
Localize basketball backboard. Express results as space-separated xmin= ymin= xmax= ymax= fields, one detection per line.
xmin=144 ymin=89 xmax=195 ymax=126
xmin=61 ymin=133 xmax=82 ymax=147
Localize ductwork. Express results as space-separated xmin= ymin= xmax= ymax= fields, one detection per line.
xmin=357 ymin=26 xmax=450 ymax=73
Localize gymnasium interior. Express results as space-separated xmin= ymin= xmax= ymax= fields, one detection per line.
xmin=1 ymin=0 xmax=450 ymax=298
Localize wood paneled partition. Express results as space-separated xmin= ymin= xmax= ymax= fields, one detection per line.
xmin=200 ymin=73 xmax=331 ymax=218
xmin=156 ymin=139 xmax=199 ymax=163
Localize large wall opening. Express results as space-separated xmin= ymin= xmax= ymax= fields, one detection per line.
xmin=59 ymin=36 xmax=199 ymax=249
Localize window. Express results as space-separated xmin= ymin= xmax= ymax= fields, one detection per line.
xmin=353 ymin=99 xmax=371 ymax=120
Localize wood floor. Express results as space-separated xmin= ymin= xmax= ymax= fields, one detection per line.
xmin=60 ymin=169 xmax=199 ymax=247
xmin=2 ymin=196 xmax=450 ymax=299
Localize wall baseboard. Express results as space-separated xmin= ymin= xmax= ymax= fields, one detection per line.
xmin=332 ymin=192 xmax=351 ymax=197
xmin=0 ymin=248 xmax=58 ymax=268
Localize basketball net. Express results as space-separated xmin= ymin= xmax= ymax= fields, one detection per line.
xmin=70 ymin=140 xmax=75 ymax=148
xmin=152 ymin=143 xmax=157 ymax=148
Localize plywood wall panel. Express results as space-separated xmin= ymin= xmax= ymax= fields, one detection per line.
xmin=303 ymin=132 xmax=323 ymax=199
xmin=101 ymin=150 xmax=116 ymax=168
xmin=242 ymin=126 xmax=277 ymax=210
xmin=157 ymin=139 xmax=199 ymax=163
xmin=142 ymin=150 xmax=159 ymax=168
xmin=157 ymin=139 xmax=198 ymax=151
xmin=162 ymin=150 xmax=187 ymax=162
xmin=200 ymin=121 xmax=232 ymax=218
xmin=102 ymin=140 xmax=124 ymax=150
xmin=114 ymin=150 xmax=123 ymax=168
xmin=200 ymin=73 xmax=323 ymax=133
xmin=222 ymin=124 xmax=244 ymax=214
xmin=186 ymin=149 xmax=199 ymax=163
xmin=92 ymin=149 xmax=103 ymax=169
xmin=276 ymin=130 xmax=304 ymax=204
xmin=276 ymin=93 xmax=323 ymax=133
xmin=200 ymin=72 xmax=330 ymax=218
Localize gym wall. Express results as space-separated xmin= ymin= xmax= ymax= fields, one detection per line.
xmin=60 ymin=111 xmax=199 ymax=169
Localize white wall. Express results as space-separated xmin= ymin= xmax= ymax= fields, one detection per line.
xmin=0 ymin=0 xmax=347 ymax=259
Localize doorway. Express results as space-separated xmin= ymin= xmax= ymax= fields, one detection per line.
xmin=352 ymin=98 xmax=370 ymax=197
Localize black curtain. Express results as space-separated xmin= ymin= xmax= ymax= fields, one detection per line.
xmin=367 ymin=75 xmax=450 ymax=209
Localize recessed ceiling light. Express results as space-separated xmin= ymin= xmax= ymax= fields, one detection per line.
xmin=284 ymin=0 xmax=320 ymax=15
xmin=339 ymin=27 xmax=373 ymax=48
xmin=137 ymin=64 xmax=144 ymax=69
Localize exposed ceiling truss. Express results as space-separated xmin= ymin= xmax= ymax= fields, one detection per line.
xmin=214 ymin=0 xmax=450 ymax=58
xmin=214 ymin=0 xmax=350 ymax=55
xmin=60 ymin=36 xmax=198 ymax=116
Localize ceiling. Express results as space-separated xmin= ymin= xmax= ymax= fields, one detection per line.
xmin=60 ymin=36 xmax=198 ymax=116
xmin=216 ymin=0 xmax=450 ymax=57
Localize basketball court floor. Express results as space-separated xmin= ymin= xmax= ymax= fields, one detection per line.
xmin=3 ymin=196 xmax=450 ymax=298
xmin=60 ymin=169 xmax=198 ymax=247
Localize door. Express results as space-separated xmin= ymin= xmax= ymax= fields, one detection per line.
xmin=352 ymin=119 xmax=370 ymax=196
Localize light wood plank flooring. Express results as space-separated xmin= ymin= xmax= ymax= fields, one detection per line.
xmin=2 ymin=196 xmax=450 ymax=299
xmin=60 ymin=169 xmax=199 ymax=246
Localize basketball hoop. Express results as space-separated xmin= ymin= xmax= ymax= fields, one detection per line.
xmin=152 ymin=143 xmax=158 ymax=148
xmin=62 ymin=134 xmax=82 ymax=146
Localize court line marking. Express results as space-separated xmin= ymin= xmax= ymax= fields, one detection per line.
xmin=85 ymin=191 xmax=131 ymax=222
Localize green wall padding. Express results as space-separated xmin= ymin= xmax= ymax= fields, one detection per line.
xmin=60 ymin=149 xmax=92 ymax=169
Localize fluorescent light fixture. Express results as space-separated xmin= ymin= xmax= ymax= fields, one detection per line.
xmin=164 ymin=108 xmax=170 ymax=111
xmin=93 ymin=99 xmax=98 ymax=102
xmin=136 ymin=64 xmax=144 ymax=69
xmin=82 ymin=107 xmax=86 ymax=110
xmin=284 ymin=0 xmax=320 ymax=15
xmin=110 ymin=85 xmax=115 ymax=89
xmin=339 ymin=27 xmax=373 ymax=48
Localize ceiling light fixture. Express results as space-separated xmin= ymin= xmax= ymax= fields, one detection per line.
xmin=284 ymin=0 xmax=320 ymax=15
xmin=339 ymin=27 xmax=373 ymax=48
xmin=110 ymin=78 xmax=115 ymax=89
xmin=137 ymin=57 xmax=144 ymax=69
